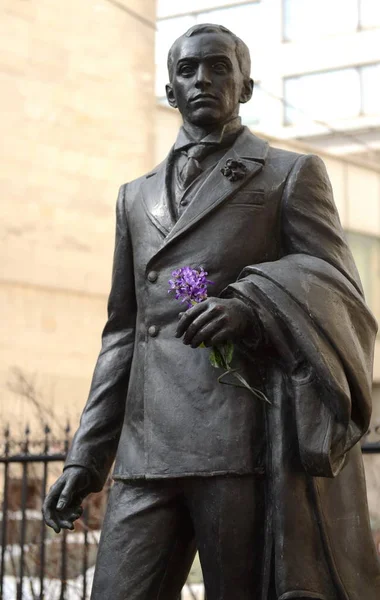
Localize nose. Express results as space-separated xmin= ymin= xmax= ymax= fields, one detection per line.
xmin=195 ymin=64 xmax=212 ymax=88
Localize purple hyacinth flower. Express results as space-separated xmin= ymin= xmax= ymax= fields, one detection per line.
xmin=168 ymin=266 xmax=214 ymax=308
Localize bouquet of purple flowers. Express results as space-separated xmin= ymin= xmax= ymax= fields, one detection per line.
xmin=169 ymin=266 xmax=270 ymax=403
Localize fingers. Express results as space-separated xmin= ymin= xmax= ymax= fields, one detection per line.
xmin=206 ymin=330 xmax=228 ymax=348
xmin=189 ymin=317 xmax=227 ymax=348
xmin=43 ymin=506 xmax=61 ymax=534
xmin=46 ymin=478 xmax=65 ymax=502
xmin=183 ymin=308 xmax=221 ymax=346
xmin=177 ymin=300 xmax=228 ymax=344
xmin=43 ymin=471 xmax=86 ymax=534
xmin=43 ymin=503 xmax=83 ymax=534
xmin=57 ymin=506 xmax=83 ymax=531
xmin=176 ymin=302 xmax=207 ymax=338
xmin=56 ymin=478 xmax=74 ymax=511
xmin=43 ymin=479 xmax=65 ymax=533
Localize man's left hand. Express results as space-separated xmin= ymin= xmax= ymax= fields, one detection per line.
xmin=176 ymin=297 xmax=254 ymax=348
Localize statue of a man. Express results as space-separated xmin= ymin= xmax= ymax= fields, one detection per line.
xmin=43 ymin=24 xmax=380 ymax=600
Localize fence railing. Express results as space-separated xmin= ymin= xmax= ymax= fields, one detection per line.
xmin=1 ymin=423 xmax=379 ymax=599
xmin=0 ymin=424 xmax=205 ymax=600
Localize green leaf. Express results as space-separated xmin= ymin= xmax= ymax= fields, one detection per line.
xmin=209 ymin=347 xmax=226 ymax=369
xmin=221 ymin=340 xmax=234 ymax=366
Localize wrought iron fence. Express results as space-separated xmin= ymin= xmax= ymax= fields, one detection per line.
xmin=1 ymin=423 xmax=379 ymax=599
xmin=0 ymin=424 xmax=204 ymax=600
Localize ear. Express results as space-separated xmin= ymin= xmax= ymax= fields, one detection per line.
xmin=166 ymin=84 xmax=177 ymax=109
xmin=239 ymin=78 xmax=254 ymax=104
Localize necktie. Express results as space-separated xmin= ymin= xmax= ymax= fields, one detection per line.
xmin=178 ymin=143 xmax=219 ymax=190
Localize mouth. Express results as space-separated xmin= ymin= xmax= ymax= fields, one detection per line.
xmin=190 ymin=94 xmax=218 ymax=104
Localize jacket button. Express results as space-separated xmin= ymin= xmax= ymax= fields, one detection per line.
xmin=147 ymin=271 xmax=158 ymax=283
xmin=148 ymin=325 xmax=158 ymax=337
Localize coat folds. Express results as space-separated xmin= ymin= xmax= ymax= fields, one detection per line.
xmin=229 ymin=255 xmax=380 ymax=599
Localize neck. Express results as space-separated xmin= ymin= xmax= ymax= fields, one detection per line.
xmin=182 ymin=114 xmax=240 ymax=142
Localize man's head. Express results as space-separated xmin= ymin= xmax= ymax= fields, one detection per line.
xmin=165 ymin=24 xmax=254 ymax=130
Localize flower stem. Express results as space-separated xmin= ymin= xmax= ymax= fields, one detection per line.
xmin=217 ymin=367 xmax=271 ymax=404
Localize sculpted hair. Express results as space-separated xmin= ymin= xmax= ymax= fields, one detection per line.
xmin=167 ymin=23 xmax=251 ymax=81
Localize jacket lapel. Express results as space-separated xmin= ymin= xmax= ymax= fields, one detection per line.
xmin=140 ymin=151 xmax=176 ymax=237
xmin=162 ymin=128 xmax=269 ymax=247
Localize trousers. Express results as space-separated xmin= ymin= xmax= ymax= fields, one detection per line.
xmin=90 ymin=475 xmax=270 ymax=600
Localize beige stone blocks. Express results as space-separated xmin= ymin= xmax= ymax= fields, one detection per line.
xmin=1 ymin=0 xmax=156 ymax=428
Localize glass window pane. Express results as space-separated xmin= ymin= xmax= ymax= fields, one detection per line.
xmin=362 ymin=64 xmax=380 ymax=115
xmin=345 ymin=232 xmax=380 ymax=321
xmin=284 ymin=69 xmax=361 ymax=125
xmin=283 ymin=0 xmax=358 ymax=41
xmin=157 ymin=0 xmax=258 ymax=19
xmin=360 ymin=0 xmax=380 ymax=28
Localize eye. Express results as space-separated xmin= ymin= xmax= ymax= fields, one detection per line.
xmin=179 ymin=64 xmax=196 ymax=77
xmin=212 ymin=62 xmax=228 ymax=74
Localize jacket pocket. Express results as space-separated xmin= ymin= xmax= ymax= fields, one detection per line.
xmin=228 ymin=189 xmax=266 ymax=207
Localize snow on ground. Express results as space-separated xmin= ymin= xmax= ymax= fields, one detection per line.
xmin=2 ymin=572 xmax=204 ymax=600
xmin=181 ymin=584 xmax=205 ymax=599
xmin=2 ymin=568 xmax=95 ymax=600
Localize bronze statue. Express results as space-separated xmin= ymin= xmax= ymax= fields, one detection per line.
xmin=43 ymin=24 xmax=380 ymax=599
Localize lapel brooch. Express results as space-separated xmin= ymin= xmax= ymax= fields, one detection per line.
xmin=220 ymin=158 xmax=247 ymax=182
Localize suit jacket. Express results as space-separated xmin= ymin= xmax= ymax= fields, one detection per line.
xmin=65 ymin=126 xmax=372 ymax=486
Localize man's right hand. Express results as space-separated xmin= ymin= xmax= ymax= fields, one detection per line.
xmin=43 ymin=466 xmax=93 ymax=534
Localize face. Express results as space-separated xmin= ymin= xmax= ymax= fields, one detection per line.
xmin=166 ymin=32 xmax=252 ymax=128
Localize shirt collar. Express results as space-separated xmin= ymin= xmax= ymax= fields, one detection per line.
xmin=174 ymin=116 xmax=243 ymax=152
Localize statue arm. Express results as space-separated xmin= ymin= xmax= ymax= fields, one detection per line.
xmin=225 ymin=153 xmax=364 ymax=353
xmin=64 ymin=183 xmax=137 ymax=491
xmin=280 ymin=153 xmax=362 ymax=292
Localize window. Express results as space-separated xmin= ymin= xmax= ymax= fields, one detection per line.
xmin=283 ymin=0 xmax=359 ymax=41
xmin=345 ymin=231 xmax=380 ymax=322
xmin=283 ymin=0 xmax=380 ymax=39
xmin=359 ymin=0 xmax=380 ymax=29
xmin=361 ymin=64 xmax=380 ymax=116
xmin=284 ymin=69 xmax=361 ymax=125
xmin=284 ymin=64 xmax=380 ymax=126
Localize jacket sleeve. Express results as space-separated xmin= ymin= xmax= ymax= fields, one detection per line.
xmin=64 ymin=184 xmax=137 ymax=491
xmin=280 ymin=153 xmax=362 ymax=293
xmin=228 ymin=153 xmax=364 ymax=355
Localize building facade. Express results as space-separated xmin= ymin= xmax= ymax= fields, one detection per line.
xmin=0 ymin=0 xmax=156 ymax=430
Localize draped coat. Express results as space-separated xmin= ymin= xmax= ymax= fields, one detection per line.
xmin=65 ymin=127 xmax=380 ymax=599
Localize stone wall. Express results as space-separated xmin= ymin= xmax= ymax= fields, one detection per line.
xmin=0 ymin=0 xmax=156 ymax=432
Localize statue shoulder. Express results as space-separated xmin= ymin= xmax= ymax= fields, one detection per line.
xmin=120 ymin=158 xmax=167 ymax=195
